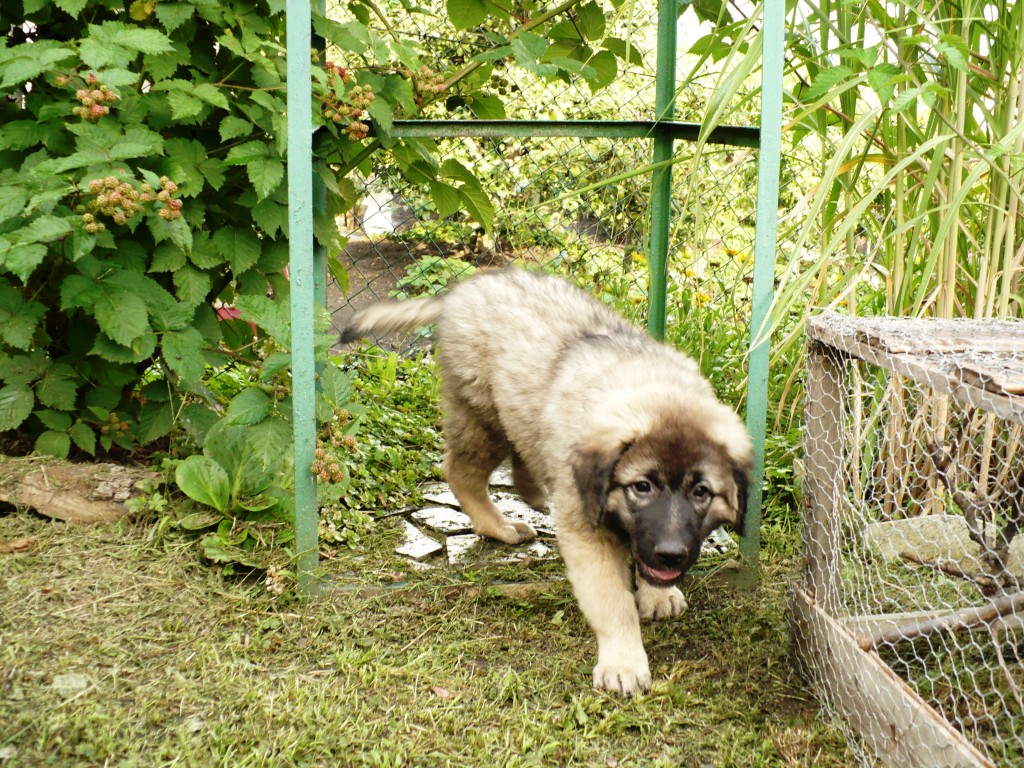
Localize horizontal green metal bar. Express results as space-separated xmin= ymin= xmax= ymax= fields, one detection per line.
xmin=379 ymin=119 xmax=760 ymax=147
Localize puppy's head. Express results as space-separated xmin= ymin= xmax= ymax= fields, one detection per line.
xmin=572 ymin=397 xmax=752 ymax=586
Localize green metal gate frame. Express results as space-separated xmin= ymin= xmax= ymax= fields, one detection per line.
xmin=286 ymin=0 xmax=785 ymax=590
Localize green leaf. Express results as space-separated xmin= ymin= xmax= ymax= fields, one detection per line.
xmin=252 ymin=198 xmax=288 ymax=239
xmin=575 ymin=2 xmax=606 ymax=41
xmin=602 ymin=37 xmax=644 ymax=67
xmin=224 ymin=141 xmax=271 ymax=166
xmin=55 ymin=0 xmax=90 ymax=16
xmin=0 ymin=42 xmax=76 ymax=88
xmin=512 ymin=34 xmax=560 ymax=77
xmin=447 ymin=0 xmax=488 ymax=29
xmin=247 ymin=157 xmax=285 ymax=200
xmin=0 ymin=185 xmax=28 ymax=224
xmin=0 ymin=290 xmax=45 ymax=351
xmin=327 ymin=257 xmax=349 ymax=296
xmin=35 ymin=430 xmax=71 ymax=459
xmin=212 ymin=228 xmax=262 ymax=275
xmin=15 ymin=215 xmax=73 ymax=245
xmin=233 ymin=295 xmax=290 ymax=346
xmin=95 ymin=290 xmax=149 ymax=347
xmin=192 ymin=83 xmax=228 ymax=109
xmin=429 ymin=180 xmax=461 ymax=218
xmin=224 ymin=387 xmax=274 ymax=426
xmin=178 ymin=511 xmax=222 ymax=531
xmin=220 ymin=116 xmax=253 ymax=142
xmin=155 ymin=3 xmax=196 ymax=32
xmin=36 ymin=409 xmax=73 ymax=431
xmin=69 ymin=422 xmax=97 ymax=456
xmin=204 ymin=418 xmax=290 ymax=499
xmin=458 ymin=182 xmax=494 ymax=233
xmin=805 ymin=65 xmax=853 ymax=103
xmin=165 ymin=90 xmax=204 ymax=120
xmin=161 ymin=327 xmax=207 ymax=384
xmin=0 ymin=243 xmax=47 ymax=282
xmin=468 ymin=94 xmax=506 ymax=119
xmin=176 ymin=454 xmax=231 ymax=512
xmin=936 ymin=34 xmax=969 ymax=72
xmin=173 ymin=266 xmax=211 ymax=308
xmin=586 ymin=50 xmax=617 ymax=92
xmin=37 ymin=364 xmax=78 ymax=410
xmin=0 ymin=384 xmax=34 ymax=431
xmin=318 ymin=365 xmax=353 ymax=408
xmin=259 ymin=352 xmax=291 ymax=380
xmin=138 ymin=401 xmax=173 ymax=443
xmin=91 ymin=330 xmax=158 ymax=363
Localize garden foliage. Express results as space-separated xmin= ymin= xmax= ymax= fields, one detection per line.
xmin=0 ymin=0 xmax=649 ymax=463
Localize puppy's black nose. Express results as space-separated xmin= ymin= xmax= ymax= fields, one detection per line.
xmin=653 ymin=542 xmax=689 ymax=567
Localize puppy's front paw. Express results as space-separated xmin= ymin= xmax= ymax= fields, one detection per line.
xmin=592 ymin=658 xmax=652 ymax=696
xmin=635 ymin=582 xmax=688 ymax=621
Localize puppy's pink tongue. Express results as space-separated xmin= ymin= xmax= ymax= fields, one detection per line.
xmin=642 ymin=564 xmax=682 ymax=582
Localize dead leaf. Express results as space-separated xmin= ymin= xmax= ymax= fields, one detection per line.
xmin=0 ymin=537 xmax=33 ymax=554
xmin=429 ymin=685 xmax=451 ymax=699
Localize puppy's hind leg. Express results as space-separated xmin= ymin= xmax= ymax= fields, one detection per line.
xmin=443 ymin=413 xmax=536 ymax=545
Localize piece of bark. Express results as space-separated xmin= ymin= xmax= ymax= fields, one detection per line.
xmin=0 ymin=456 xmax=159 ymax=523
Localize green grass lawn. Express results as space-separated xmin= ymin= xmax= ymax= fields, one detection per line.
xmin=0 ymin=508 xmax=855 ymax=767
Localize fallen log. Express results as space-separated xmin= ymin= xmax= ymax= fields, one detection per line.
xmin=0 ymin=455 xmax=159 ymax=523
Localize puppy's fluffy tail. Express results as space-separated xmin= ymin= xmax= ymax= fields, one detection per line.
xmin=340 ymin=295 xmax=444 ymax=344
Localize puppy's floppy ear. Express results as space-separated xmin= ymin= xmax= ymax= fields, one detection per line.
xmin=730 ymin=462 xmax=751 ymax=537
xmin=572 ymin=441 xmax=628 ymax=528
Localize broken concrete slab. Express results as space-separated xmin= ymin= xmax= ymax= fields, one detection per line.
xmin=495 ymin=540 xmax=555 ymax=564
xmin=446 ymin=534 xmax=484 ymax=565
xmin=411 ymin=506 xmax=473 ymax=534
xmin=395 ymin=521 xmax=443 ymax=561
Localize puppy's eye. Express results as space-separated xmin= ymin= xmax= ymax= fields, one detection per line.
xmin=692 ymin=483 xmax=713 ymax=502
xmin=628 ymin=480 xmax=657 ymax=498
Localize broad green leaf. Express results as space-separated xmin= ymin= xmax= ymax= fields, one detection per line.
xmin=575 ymin=2 xmax=605 ymax=41
xmin=138 ymin=401 xmax=173 ymax=443
xmin=429 ymin=180 xmax=461 ymax=218
xmin=199 ymin=536 xmax=263 ymax=567
xmin=35 ymin=430 xmax=71 ymax=459
xmin=233 ymin=295 xmax=291 ymax=346
xmin=0 ymin=185 xmax=28 ymax=224
xmin=37 ymin=364 xmax=78 ymax=410
xmin=0 ymin=384 xmax=34 ymax=431
xmin=219 ymin=116 xmax=253 ymax=142
xmin=247 ymin=157 xmax=285 ymax=201
xmin=0 ymin=292 xmax=45 ymax=351
xmin=327 ymin=258 xmax=350 ymax=296
xmin=259 ymin=352 xmax=291 ymax=381
xmin=458 ymin=182 xmax=494 ymax=233
xmin=252 ymin=198 xmax=288 ymax=238
xmin=192 ymin=83 xmax=228 ymax=109
xmin=804 ymin=65 xmax=853 ymax=103
xmin=512 ymin=34 xmax=560 ymax=77
xmin=173 ymin=265 xmax=212 ymax=308
xmin=69 ymin=422 xmax=96 ymax=456
xmin=212 ymin=228 xmax=262 ymax=275
xmin=446 ymin=0 xmax=487 ymax=29
xmin=224 ymin=387 xmax=274 ymax=425
xmin=311 ymin=15 xmax=372 ymax=52
xmin=15 ymin=215 xmax=72 ymax=245
xmin=602 ymin=38 xmax=644 ymax=67
xmin=95 ymin=291 xmax=149 ymax=347
xmin=224 ymin=141 xmax=271 ymax=166
xmin=165 ymin=90 xmax=204 ymax=120
xmin=319 ymin=365 xmax=353 ymax=408
xmin=176 ymin=454 xmax=231 ymax=512
xmin=36 ymin=409 xmax=73 ymax=431
xmin=0 ymin=42 xmax=76 ymax=87
xmin=161 ymin=327 xmax=207 ymax=384
xmin=155 ymin=3 xmax=196 ymax=31
xmin=936 ymin=34 xmax=969 ymax=72
xmin=468 ymin=94 xmax=506 ymax=119
xmin=91 ymin=330 xmax=158 ymax=363
xmin=1 ymin=243 xmax=48 ymax=282
xmin=178 ymin=511 xmax=222 ymax=531
xmin=586 ymin=50 xmax=617 ymax=92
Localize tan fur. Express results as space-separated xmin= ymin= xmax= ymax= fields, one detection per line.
xmin=342 ymin=268 xmax=753 ymax=695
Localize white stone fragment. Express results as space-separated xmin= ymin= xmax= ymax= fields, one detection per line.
xmin=420 ymin=486 xmax=461 ymax=508
xmin=395 ymin=521 xmax=443 ymax=560
xmin=702 ymin=528 xmax=739 ymax=556
xmin=411 ymin=506 xmax=473 ymax=534
xmin=446 ymin=534 xmax=484 ymax=565
xmin=495 ymin=493 xmax=555 ymax=534
xmin=489 ymin=464 xmax=515 ymax=488
xmin=51 ymin=673 xmax=89 ymax=697
xmin=495 ymin=540 xmax=555 ymax=564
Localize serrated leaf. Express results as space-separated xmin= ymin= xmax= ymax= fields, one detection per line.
xmin=468 ymin=94 xmax=506 ymax=119
xmin=138 ymin=401 xmax=173 ymax=443
xmin=0 ymin=384 xmax=34 ymax=431
xmin=312 ymin=15 xmax=371 ymax=52
xmin=95 ymin=290 xmax=149 ymax=347
xmin=80 ymin=22 xmax=173 ymax=69
xmin=259 ymin=352 xmax=291 ymax=380
xmin=575 ymin=2 xmax=605 ymax=40
xmin=602 ymin=37 xmax=644 ymax=67
xmin=155 ymin=3 xmax=195 ymax=32
xmin=247 ymin=157 xmax=285 ymax=200
xmin=14 ymin=215 xmax=72 ymax=245
xmin=211 ymin=228 xmax=262 ymax=275
xmin=224 ymin=387 xmax=273 ymax=426
xmin=224 ymin=140 xmax=270 ymax=166
xmin=37 ymin=365 xmax=78 ymax=410
xmin=233 ymin=295 xmax=290 ymax=346
xmin=0 ymin=185 xmax=28 ymax=224
xmin=0 ymin=293 xmax=45 ymax=351
xmin=252 ymin=198 xmax=288 ymax=238
xmin=173 ymin=266 xmax=211 ymax=308
xmin=458 ymin=182 xmax=494 ymax=233
xmin=37 ymin=409 xmax=73 ymax=431
xmin=35 ymin=430 xmax=71 ymax=459
xmin=327 ymin=257 xmax=349 ymax=296
xmin=936 ymin=34 xmax=969 ymax=72
xmin=1 ymin=243 xmax=48 ymax=282
xmin=69 ymin=422 xmax=96 ymax=455
xmin=805 ymin=65 xmax=852 ymax=103
xmin=165 ymin=89 xmax=203 ymax=120
xmin=161 ymin=327 xmax=206 ymax=384
xmin=193 ymin=83 xmax=229 ymax=109
xmin=176 ymin=454 xmax=230 ymax=512
xmin=0 ymin=42 xmax=76 ymax=88
xmin=586 ymin=49 xmax=617 ymax=92
xmin=219 ymin=116 xmax=252 ymax=142
xmin=319 ymin=365 xmax=353 ymax=408
xmin=200 ymin=157 xmax=226 ymax=191
xmin=91 ymin=330 xmax=158 ymax=363
xmin=447 ymin=0 xmax=488 ymax=29
xmin=512 ymin=34 xmax=560 ymax=77
xmin=429 ymin=180 xmax=461 ymax=218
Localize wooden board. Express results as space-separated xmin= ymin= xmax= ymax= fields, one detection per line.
xmin=790 ymin=587 xmax=994 ymax=768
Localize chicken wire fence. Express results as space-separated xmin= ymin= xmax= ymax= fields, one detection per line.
xmin=797 ymin=313 xmax=1024 ymax=768
xmin=324 ymin=0 xmax=761 ymax=362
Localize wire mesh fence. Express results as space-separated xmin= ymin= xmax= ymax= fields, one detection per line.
xmin=798 ymin=313 xmax=1024 ymax=767
xmin=325 ymin=0 xmax=760 ymax=377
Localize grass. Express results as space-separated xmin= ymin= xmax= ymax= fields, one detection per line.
xmin=0 ymin=506 xmax=855 ymax=767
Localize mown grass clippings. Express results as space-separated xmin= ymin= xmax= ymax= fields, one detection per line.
xmin=0 ymin=511 xmax=853 ymax=767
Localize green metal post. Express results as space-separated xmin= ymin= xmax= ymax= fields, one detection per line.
xmin=646 ymin=0 xmax=678 ymax=341
xmin=286 ymin=0 xmax=319 ymax=592
xmin=313 ymin=0 xmax=327 ymax=310
xmin=741 ymin=0 xmax=785 ymax=579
